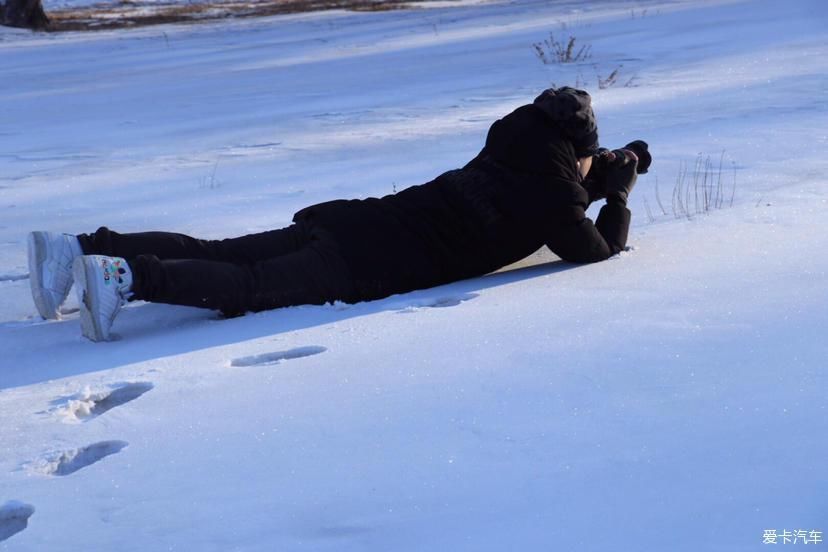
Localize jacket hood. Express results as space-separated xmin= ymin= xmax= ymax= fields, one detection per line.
xmin=482 ymin=104 xmax=579 ymax=181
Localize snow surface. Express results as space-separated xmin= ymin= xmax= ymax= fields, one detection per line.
xmin=1 ymin=0 xmax=827 ymax=549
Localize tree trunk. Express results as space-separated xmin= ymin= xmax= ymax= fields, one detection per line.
xmin=2 ymin=0 xmax=50 ymax=30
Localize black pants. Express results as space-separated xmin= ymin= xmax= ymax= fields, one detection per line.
xmin=77 ymin=223 xmax=358 ymax=316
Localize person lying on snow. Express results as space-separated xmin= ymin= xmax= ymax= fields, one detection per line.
xmin=27 ymin=86 xmax=651 ymax=342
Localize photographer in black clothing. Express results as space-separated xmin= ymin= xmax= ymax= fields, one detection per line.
xmin=28 ymin=87 xmax=651 ymax=341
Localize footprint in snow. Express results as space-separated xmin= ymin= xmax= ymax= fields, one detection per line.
xmin=230 ymin=346 xmax=327 ymax=367
xmin=0 ymin=273 xmax=28 ymax=283
xmin=315 ymin=524 xmax=372 ymax=539
xmin=28 ymin=441 xmax=128 ymax=476
xmin=55 ymin=382 xmax=154 ymax=422
xmin=0 ymin=501 xmax=35 ymax=543
xmin=395 ymin=292 xmax=478 ymax=313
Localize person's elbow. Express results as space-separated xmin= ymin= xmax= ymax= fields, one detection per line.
xmin=548 ymin=241 xmax=615 ymax=264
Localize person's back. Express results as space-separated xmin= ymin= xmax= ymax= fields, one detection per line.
xmin=293 ymin=87 xmax=638 ymax=300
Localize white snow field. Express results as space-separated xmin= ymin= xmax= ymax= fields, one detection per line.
xmin=1 ymin=0 xmax=827 ymax=549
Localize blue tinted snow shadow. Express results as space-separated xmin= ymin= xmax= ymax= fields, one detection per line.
xmin=0 ymin=501 xmax=35 ymax=543
xmin=0 ymin=260 xmax=577 ymax=389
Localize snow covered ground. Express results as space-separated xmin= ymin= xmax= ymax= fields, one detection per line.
xmin=1 ymin=0 xmax=827 ymax=549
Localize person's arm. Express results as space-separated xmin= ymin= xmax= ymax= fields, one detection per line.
xmin=546 ymin=195 xmax=630 ymax=263
xmin=547 ymin=154 xmax=638 ymax=263
xmin=581 ymin=174 xmax=607 ymax=207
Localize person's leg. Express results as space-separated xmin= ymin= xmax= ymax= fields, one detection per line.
xmin=77 ymin=222 xmax=311 ymax=265
xmin=128 ymin=240 xmax=357 ymax=317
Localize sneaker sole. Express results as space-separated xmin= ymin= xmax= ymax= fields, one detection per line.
xmin=73 ymin=259 xmax=107 ymax=342
xmin=28 ymin=232 xmax=60 ymax=320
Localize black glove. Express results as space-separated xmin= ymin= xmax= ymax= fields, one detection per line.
xmin=582 ymin=140 xmax=650 ymax=204
xmin=605 ymin=149 xmax=639 ymax=204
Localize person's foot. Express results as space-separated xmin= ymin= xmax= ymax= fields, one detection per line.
xmin=27 ymin=231 xmax=83 ymax=319
xmin=72 ymin=255 xmax=133 ymax=342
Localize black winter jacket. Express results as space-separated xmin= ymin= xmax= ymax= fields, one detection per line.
xmin=293 ymin=103 xmax=631 ymax=301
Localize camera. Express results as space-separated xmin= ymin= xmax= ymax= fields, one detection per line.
xmin=593 ymin=140 xmax=652 ymax=175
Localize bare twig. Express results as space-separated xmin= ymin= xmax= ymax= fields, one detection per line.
xmin=597 ymin=66 xmax=621 ymax=89
xmin=642 ymin=196 xmax=655 ymax=223
xmin=532 ymin=33 xmax=592 ymax=64
xmin=654 ymin=175 xmax=667 ymax=215
xmin=669 ymin=151 xmax=737 ymax=218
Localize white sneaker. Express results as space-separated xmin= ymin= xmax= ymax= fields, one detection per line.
xmin=73 ymin=255 xmax=134 ymax=342
xmin=28 ymin=231 xmax=83 ymax=320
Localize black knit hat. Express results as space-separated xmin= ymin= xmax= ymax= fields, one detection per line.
xmin=532 ymin=87 xmax=599 ymax=157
